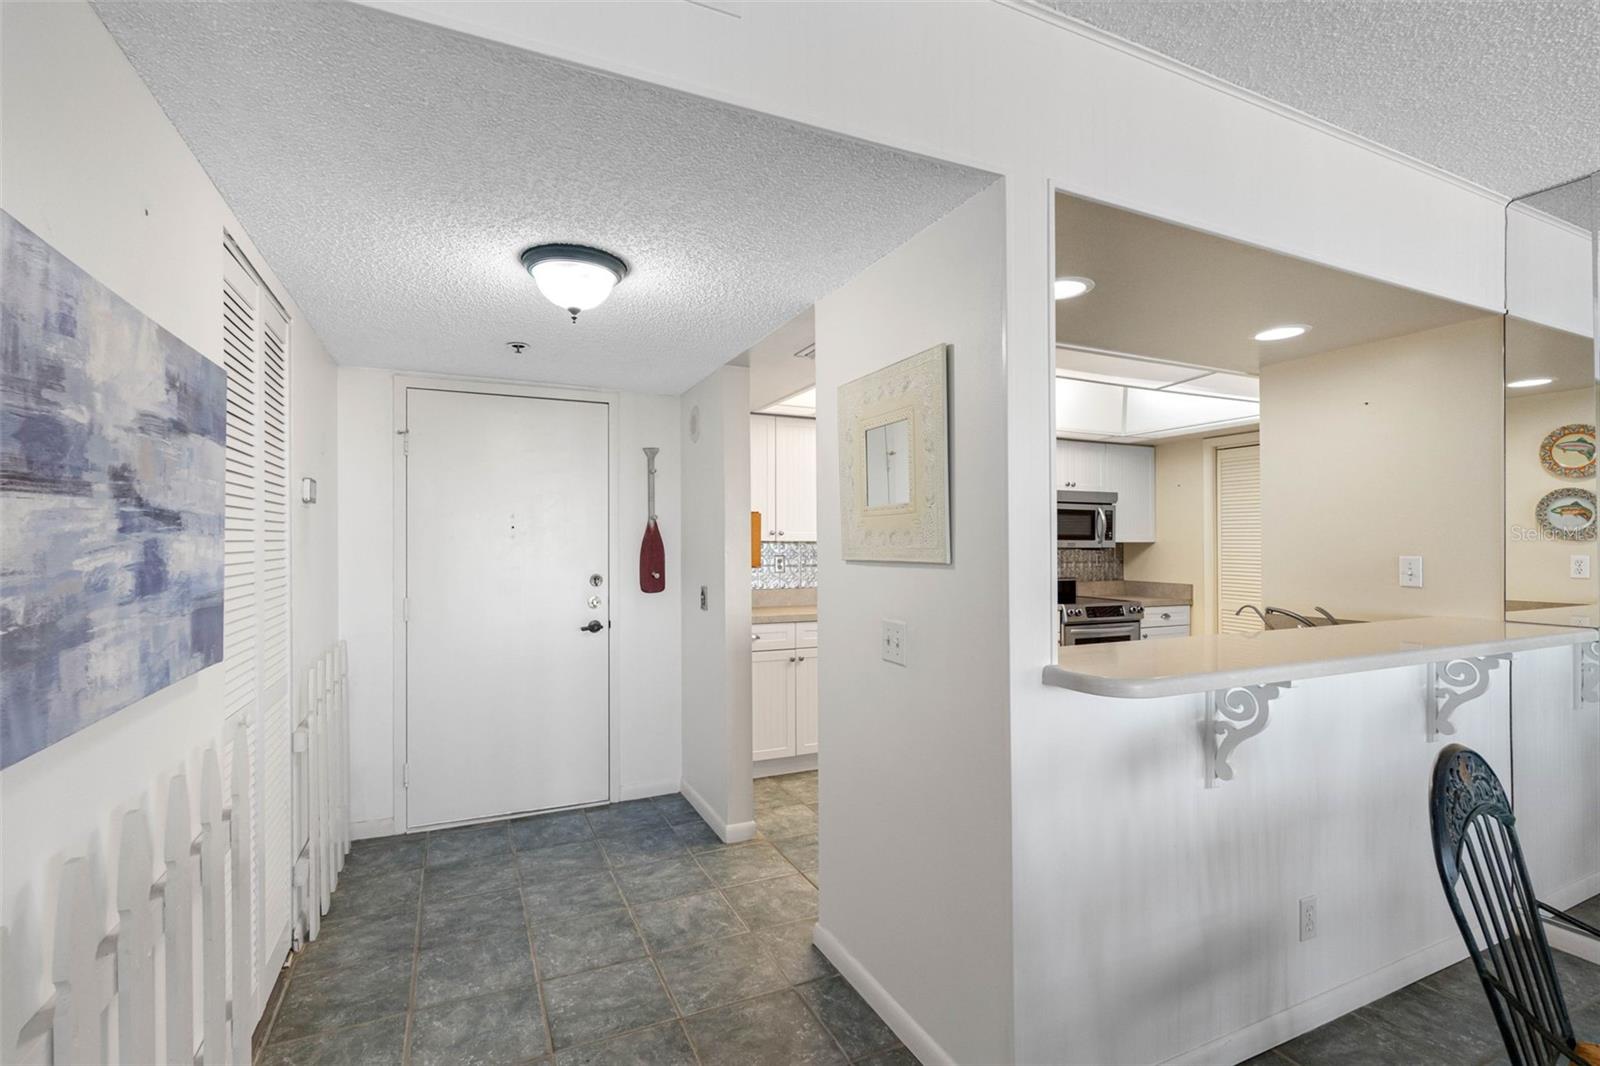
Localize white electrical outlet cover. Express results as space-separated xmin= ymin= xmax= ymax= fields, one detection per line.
xmin=1572 ymin=554 xmax=1592 ymax=579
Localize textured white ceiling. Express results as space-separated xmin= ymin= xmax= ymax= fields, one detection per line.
xmin=93 ymin=2 xmax=993 ymax=394
xmin=1036 ymin=0 xmax=1600 ymax=201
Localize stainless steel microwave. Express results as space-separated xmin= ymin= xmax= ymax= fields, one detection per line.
xmin=1057 ymin=490 xmax=1117 ymax=549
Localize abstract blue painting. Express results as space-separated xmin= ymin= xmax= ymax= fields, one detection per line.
xmin=1 ymin=211 xmax=225 ymax=768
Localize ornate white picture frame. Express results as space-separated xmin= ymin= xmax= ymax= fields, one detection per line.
xmin=838 ymin=344 xmax=951 ymax=563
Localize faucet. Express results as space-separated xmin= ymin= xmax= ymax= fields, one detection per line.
xmin=1234 ymin=604 xmax=1267 ymax=624
xmin=1313 ymin=606 xmax=1339 ymax=626
xmin=1265 ymin=606 xmax=1317 ymax=628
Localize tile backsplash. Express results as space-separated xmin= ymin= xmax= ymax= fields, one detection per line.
xmin=753 ymin=540 xmax=818 ymax=589
xmin=1058 ymin=544 xmax=1123 ymax=582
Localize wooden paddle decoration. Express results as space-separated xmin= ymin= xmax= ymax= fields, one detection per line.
xmin=640 ymin=447 xmax=666 ymax=593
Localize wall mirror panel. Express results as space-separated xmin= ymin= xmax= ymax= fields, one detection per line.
xmin=1505 ymin=172 xmax=1599 ymax=627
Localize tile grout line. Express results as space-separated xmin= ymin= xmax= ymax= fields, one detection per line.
xmin=512 ymin=822 xmax=559 ymax=1064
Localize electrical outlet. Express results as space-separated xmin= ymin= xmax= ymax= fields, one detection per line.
xmin=1398 ymin=555 xmax=1424 ymax=589
xmin=1299 ymin=895 xmax=1318 ymax=942
xmin=881 ymin=619 xmax=907 ymax=666
xmin=1573 ymin=554 xmax=1592 ymax=579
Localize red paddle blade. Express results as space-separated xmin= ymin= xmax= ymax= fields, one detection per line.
xmin=640 ymin=519 xmax=666 ymax=593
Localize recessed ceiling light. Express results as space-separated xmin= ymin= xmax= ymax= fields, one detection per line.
xmin=1253 ymin=324 xmax=1309 ymax=342
xmin=1508 ymin=377 xmax=1554 ymax=389
xmin=1054 ymin=276 xmax=1095 ymax=300
xmin=520 ymin=244 xmax=629 ymax=323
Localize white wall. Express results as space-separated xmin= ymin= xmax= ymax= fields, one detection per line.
xmin=336 ymin=370 xmax=683 ymax=835
xmin=0 ymin=0 xmax=339 ymax=1048
xmin=353 ymin=3 xmax=1544 ymax=1062
xmin=677 ymin=366 xmax=754 ymax=838
xmin=815 ymin=183 xmax=1013 ymax=1064
xmin=1260 ymin=317 xmax=1505 ymax=622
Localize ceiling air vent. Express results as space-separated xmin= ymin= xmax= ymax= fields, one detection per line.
xmin=793 ymin=343 xmax=816 ymax=360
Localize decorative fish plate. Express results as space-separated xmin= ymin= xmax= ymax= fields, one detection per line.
xmin=1539 ymin=423 xmax=1596 ymax=479
xmin=1537 ymin=487 xmax=1598 ymax=541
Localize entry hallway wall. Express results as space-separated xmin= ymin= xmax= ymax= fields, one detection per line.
xmin=814 ymin=181 xmax=1012 ymax=1065
xmin=0 ymin=0 xmax=341 ymax=1047
xmin=336 ymin=370 xmax=684 ymax=835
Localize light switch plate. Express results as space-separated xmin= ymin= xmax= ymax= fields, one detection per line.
xmin=1399 ymin=555 xmax=1423 ymax=588
xmin=881 ymin=619 xmax=907 ymax=666
xmin=1573 ymin=554 xmax=1592 ymax=579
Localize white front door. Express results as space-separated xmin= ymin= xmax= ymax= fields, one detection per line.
xmin=404 ymin=387 xmax=610 ymax=828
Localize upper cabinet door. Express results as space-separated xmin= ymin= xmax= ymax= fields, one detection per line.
xmin=751 ymin=414 xmax=777 ymax=539
xmin=1056 ymin=439 xmax=1106 ymax=491
xmin=1102 ymin=443 xmax=1156 ymax=542
xmin=773 ymin=417 xmax=817 ymax=542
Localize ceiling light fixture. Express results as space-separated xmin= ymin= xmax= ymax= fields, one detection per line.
xmin=1253 ymin=324 xmax=1309 ymax=342
xmin=520 ymin=244 xmax=629 ymax=323
xmin=1507 ymin=377 xmax=1554 ymax=389
xmin=1054 ymin=276 xmax=1095 ymax=300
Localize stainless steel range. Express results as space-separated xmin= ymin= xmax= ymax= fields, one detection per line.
xmin=1059 ymin=596 xmax=1144 ymax=646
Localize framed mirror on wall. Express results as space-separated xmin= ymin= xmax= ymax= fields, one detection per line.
xmin=1505 ymin=171 xmax=1599 ymax=627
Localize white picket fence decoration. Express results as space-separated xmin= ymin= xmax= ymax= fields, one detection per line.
xmin=291 ymin=641 xmax=350 ymax=948
xmin=5 ymin=718 xmax=255 ymax=1065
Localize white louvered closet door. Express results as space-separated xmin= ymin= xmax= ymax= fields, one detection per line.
xmin=221 ymin=239 xmax=292 ymax=1002
xmin=1215 ymin=444 xmax=1263 ymax=634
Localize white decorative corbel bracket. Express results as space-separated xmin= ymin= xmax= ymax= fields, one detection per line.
xmin=1574 ymin=641 xmax=1599 ymax=707
xmin=1206 ymin=683 xmax=1290 ymax=787
xmin=1427 ymin=655 xmax=1508 ymax=740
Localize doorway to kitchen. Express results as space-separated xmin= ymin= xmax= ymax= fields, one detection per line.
xmin=400 ymin=383 xmax=614 ymax=830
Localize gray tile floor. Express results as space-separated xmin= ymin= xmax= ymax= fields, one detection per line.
xmin=257 ymin=771 xmax=919 ymax=1065
xmin=1249 ymin=894 xmax=1600 ymax=1066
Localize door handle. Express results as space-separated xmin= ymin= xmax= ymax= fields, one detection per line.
xmin=580 ymin=620 xmax=604 ymax=633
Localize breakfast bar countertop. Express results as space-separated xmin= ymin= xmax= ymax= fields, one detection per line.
xmin=1045 ymin=616 xmax=1597 ymax=699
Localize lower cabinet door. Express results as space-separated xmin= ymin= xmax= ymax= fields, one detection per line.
xmin=794 ymin=651 xmax=818 ymax=756
xmin=752 ymin=649 xmax=797 ymax=761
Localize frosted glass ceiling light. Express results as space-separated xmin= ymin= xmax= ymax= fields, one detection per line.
xmin=520 ymin=244 xmax=629 ymax=322
xmin=1253 ymin=324 xmax=1309 ymax=341
xmin=1054 ymin=276 xmax=1095 ymax=300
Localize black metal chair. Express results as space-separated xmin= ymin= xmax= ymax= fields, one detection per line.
xmin=1430 ymin=744 xmax=1600 ymax=1066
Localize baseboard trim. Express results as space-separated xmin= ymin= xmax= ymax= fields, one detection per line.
xmin=754 ymin=754 xmax=817 ymax=778
xmin=1159 ymin=936 xmax=1469 ymax=1066
xmin=619 ymin=780 xmax=681 ymax=802
xmin=351 ymin=817 xmax=396 ymax=841
xmin=680 ymin=779 xmax=757 ymax=843
xmin=811 ymin=922 xmax=957 ymax=1066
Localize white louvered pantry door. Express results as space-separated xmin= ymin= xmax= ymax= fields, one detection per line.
xmin=221 ymin=239 xmax=293 ymax=1001
xmin=1215 ymin=444 xmax=1263 ymax=634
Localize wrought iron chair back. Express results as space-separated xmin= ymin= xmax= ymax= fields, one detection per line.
xmin=1430 ymin=744 xmax=1592 ymax=1066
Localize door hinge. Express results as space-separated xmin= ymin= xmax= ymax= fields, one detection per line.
xmin=402 ymin=763 xmax=410 ymax=788
xmin=397 ymin=428 xmax=410 ymax=455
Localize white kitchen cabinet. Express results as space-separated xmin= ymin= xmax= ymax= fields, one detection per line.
xmin=752 ymin=648 xmax=797 ymax=761
xmin=750 ymin=414 xmax=815 ymax=542
xmin=1057 ymin=440 xmax=1155 ymax=543
xmin=1141 ymin=605 xmax=1191 ymax=640
xmin=794 ymin=651 xmax=818 ymax=755
xmin=1056 ymin=439 xmax=1105 ymax=490
xmin=751 ymin=415 xmax=776 ymax=537
xmin=773 ymin=417 xmax=817 ymax=542
xmin=1103 ymin=443 xmax=1156 ymax=542
xmin=751 ymin=623 xmax=820 ymax=761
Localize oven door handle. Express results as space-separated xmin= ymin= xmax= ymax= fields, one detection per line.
xmin=1095 ymin=507 xmax=1107 ymax=547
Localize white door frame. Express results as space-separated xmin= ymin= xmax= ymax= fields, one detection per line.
xmin=390 ymin=373 xmax=622 ymax=832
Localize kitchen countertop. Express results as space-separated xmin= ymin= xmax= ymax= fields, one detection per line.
xmin=1044 ymin=616 xmax=1596 ymax=699
xmin=753 ymin=605 xmax=818 ymax=624
xmin=1075 ymin=580 xmax=1192 ymax=608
